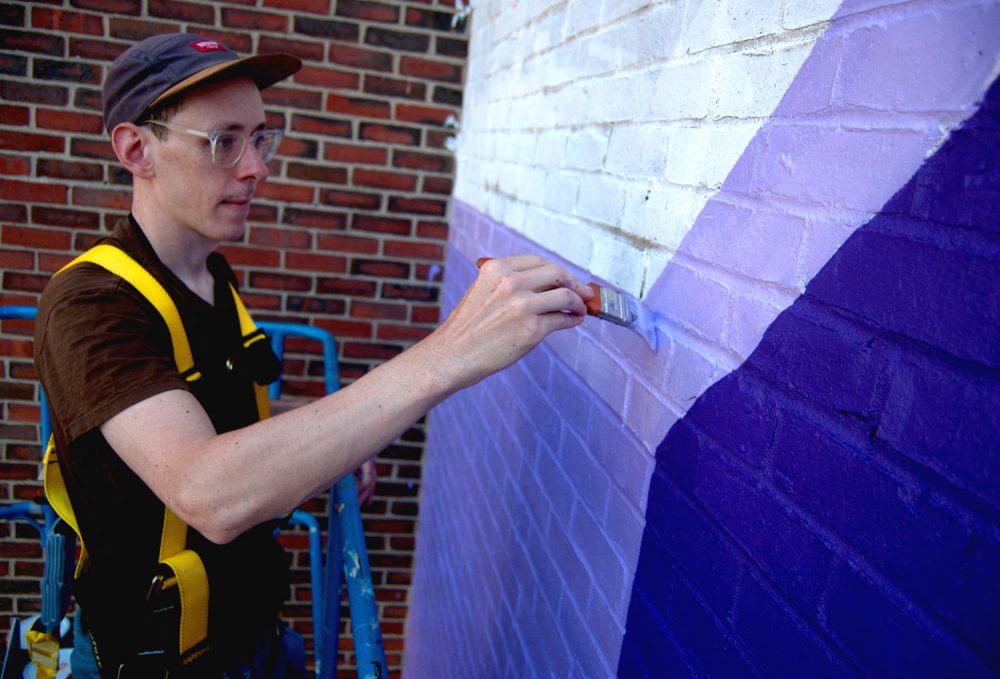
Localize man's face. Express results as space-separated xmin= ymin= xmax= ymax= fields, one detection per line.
xmin=147 ymin=77 xmax=270 ymax=244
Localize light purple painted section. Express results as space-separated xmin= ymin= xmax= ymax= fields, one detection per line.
xmin=646 ymin=0 xmax=1000 ymax=421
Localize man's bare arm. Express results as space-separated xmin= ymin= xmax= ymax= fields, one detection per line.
xmin=101 ymin=255 xmax=592 ymax=543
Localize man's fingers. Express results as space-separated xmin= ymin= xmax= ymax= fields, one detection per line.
xmin=530 ymin=286 xmax=588 ymax=317
xmin=477 ymin=255 xmax=593 ymax=302
xmin=477 ymin=253 xmax=547 ymax=273
xmin=537 ymin=306 xmax=588 ymax=334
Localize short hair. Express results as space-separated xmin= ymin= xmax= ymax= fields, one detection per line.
xmin=139 ymin=99 xmax=183 ymax=140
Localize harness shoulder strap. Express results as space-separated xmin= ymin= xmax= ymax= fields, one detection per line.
xmin=230 ymin=286 xmax=272 ymax=420
xmin=46 ymin=243 xmax=271 ymax=555
xmin=58 ymin=244 xmax=200 ymax=381
xmin=46 ymin=245 xmax=197 ymax=574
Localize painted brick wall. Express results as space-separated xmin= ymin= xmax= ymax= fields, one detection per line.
xmin=0 ymin=1 xmax=467 ymax=675
xmin=407 ymin=1 xmax=1000 ymax=677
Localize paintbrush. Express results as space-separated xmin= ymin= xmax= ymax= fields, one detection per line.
xmin=475 ymin=257 xmax=658 ymax=351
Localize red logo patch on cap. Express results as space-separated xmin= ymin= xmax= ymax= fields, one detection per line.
xmin=190 ymin=40 xmax=228 ymax=53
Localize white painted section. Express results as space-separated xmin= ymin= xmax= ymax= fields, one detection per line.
xmin=452 ymin=0 xmax=843 ymax=296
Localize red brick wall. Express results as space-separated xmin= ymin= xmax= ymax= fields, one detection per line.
xmin=0 ymin=1 xmax=465 ymax=675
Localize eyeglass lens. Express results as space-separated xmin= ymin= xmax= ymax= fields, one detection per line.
xmin=213 ymin=130 xmax=281 ymax=167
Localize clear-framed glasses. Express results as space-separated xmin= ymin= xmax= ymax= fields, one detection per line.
xmin=143 ymin=120 xmax=284 ymax=167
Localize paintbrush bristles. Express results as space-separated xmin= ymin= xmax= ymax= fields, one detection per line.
xmin=591 ymin=287 xmax=658 ymax=351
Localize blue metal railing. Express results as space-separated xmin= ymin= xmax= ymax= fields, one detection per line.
xmin=258 ymin=321 xmax=387 ymax=678
xmin=0 ymin=306 xmax=55 ymax=536
xmin=0 ymin=306 xmax=50 ymax=445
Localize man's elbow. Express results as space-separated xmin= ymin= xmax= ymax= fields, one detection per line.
xmin=171 ymin=491 xmax=247 ymax=545
xmin=193 ymin=520 xmax=243 ymax=546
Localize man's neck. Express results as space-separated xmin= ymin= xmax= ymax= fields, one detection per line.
xmin=131 ymin=203 xmax=218 ymax=305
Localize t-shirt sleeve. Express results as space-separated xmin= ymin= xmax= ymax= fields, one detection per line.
xmin=35 ymin=267 xmax=190 ymax=444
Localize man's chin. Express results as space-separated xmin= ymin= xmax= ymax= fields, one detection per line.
xmin=220 ymin=227 xmax=247 ymax=243
xmin=214 ymin=209 xmax=250 ymax=241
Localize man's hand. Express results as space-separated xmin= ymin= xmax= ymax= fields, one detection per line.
xmin=427 ymin=254 xmax=594 ymax=389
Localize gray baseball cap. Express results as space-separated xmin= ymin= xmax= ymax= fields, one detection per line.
xmin=102 ymin=33 xmax=301 ymax=133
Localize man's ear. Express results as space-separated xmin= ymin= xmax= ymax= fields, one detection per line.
xmin=111 ymin=123 xmax=154 ymax=178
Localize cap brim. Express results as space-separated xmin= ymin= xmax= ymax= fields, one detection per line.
xmin=148 ymin=53 xmax=301 ymax=110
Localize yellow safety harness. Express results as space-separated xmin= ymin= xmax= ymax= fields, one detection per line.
xmin=28 ymin=243 xmax=271 ymax=677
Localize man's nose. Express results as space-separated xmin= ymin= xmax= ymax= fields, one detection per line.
xmin=236 ymin=140 xmax=270 ymax=182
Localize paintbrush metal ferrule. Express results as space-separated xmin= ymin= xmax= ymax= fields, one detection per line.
xmin=594 ymin=287 xmax=635 ymax=327
xmin=585 ymin=282 xmax=658 ymax=351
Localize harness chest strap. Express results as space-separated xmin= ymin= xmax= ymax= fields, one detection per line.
xmin=42 ymin=243 xmax=269 ymax=660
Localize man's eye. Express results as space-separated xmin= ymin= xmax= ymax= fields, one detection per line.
xmin=254 ymin=131 xmax=274 ymax=150
xmin=215 ymin=133 xmax=239 ymax=151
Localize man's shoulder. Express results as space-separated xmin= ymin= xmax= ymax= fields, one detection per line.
xmin=39 ymin=244 xmax=137 ymax=315
xmin=35 ymin=250 xmax=162 ymax=362
xmin=38 ymin=217 xmax=154 ymax=313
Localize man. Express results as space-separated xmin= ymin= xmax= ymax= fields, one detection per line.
xmin=33 ymin=33 xmax=592 ymax=677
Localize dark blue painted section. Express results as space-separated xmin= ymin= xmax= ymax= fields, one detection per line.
xmin=620 ymin=78 xmax=1000 ymax=676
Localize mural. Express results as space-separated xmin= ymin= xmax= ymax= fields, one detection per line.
xmin=408 ymin=1 xmax=1000 ymax=676
xmin=622 ymin=1 xmax=1000 ymax=673
xmin=622 ymin=73 xmax=1000 ymax=677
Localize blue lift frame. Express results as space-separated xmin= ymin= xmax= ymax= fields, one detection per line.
xmin=0 ymin=306 xmax=56 ymax=536
xmin=0 ymin=308 xmax=387 ymax=678
xmin=259 ymin=321 xmax=388 ymax=678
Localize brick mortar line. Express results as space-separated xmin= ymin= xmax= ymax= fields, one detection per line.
xmin=476 ymin=15 xmax=828 ymax=85
xmin=456 ymin=112 xmax=965 ymax=134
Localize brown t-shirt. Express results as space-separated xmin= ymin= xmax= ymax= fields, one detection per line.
xmin=34 ymin=215 xmax=288 ymax=671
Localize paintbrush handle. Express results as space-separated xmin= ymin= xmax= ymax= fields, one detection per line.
xmin=584 ymin=283 xmax=603 ymax=317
